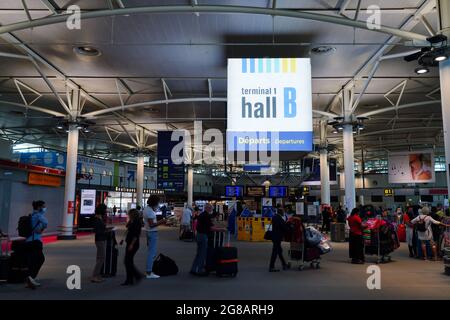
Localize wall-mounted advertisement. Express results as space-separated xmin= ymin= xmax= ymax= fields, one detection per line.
xmin=388 ymin=151 xmax=435 ymax=184
xmin=302 ymin=158 xmax=337 ymax=186
xmin=226 ymin=58 xmax=313 ymax=152
xmin=80 ymin=189 xmax=96 ymax=215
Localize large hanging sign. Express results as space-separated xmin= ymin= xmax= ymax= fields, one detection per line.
xmin=157 ymin=131 xmax=185 ymax=192
xmin=227 ymin=58 xmax=313 ymax=152
xmin=302 ymin=158 xmax=338 ymax=186
xmin=388 ymin=151 xmax=435 ymax=184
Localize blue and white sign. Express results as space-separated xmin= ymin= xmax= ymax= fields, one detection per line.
xmin=227 ymin=58 xmax=313 ymax=152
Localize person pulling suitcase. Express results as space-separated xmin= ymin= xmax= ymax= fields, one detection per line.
xmin=190 ymin=203 xmax=226 ymax=277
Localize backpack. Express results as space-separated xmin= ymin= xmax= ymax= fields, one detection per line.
xmin=416 ymin=217 xmax=427 ymax=232
xmin=17 ymin=215 xmax=38 ymax=238
xmin=152 ymin=254 xmax=178 ymax=276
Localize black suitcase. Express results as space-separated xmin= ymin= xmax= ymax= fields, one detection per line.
xmin=216 ymin=246 xmax=238 ymax=277
xmin=181 ymin=230 xmax=194 ymax=242
xmin=7 ymin=240 xmax=28 ymax=283
xmin=101 ymin=230 xmax=118 ymax=277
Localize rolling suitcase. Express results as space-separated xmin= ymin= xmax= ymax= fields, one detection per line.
xmin=205 ymin=231 xmax=223 ymax=273
xmin=216 ymin=233 xmax=238 ymax=278
xmin=0 ymin=236 xmax=10 ymax=282
xmin=397 ymin=224 xmax=406 ymax=242
xmin=101 ymin=230 xmax=118 ymax=277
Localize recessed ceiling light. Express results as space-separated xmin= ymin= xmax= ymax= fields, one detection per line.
xmin=415 ymin=66 xmax=429 ymax=74
xmin=74 ymin=46 xmax=102 ymax=57
xmin=311 ymin=46 xmax=337 ymax=55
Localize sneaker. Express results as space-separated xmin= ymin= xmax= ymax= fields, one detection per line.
xmin=283 ymin=263 xmax=291 ymax=270
xmin=25 ymin=277 xmax=37 ymax=290
xmin=146 ymin=272 xmax=160 ymax=279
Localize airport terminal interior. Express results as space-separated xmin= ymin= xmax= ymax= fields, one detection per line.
xmin=1 ymin=0 xmax=450 ymax=300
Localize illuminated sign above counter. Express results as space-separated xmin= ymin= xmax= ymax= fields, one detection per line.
xmin=227 ymin=58 xmax=313 ymax=152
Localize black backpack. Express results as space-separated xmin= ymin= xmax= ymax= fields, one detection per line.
xmin=17 ymin=215 xmax=38 ymax=238
xmin=152 ymin=254 xmax=178 ymax=276
xmin=416 ymin=217 xmax=427 ymax=232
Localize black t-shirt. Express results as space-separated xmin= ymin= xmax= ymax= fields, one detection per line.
xmin=126 ymin=219 xmax=142 ymax=244
xmin=196 ymin=211 xmax=214 ymax=235
xmin=93 ymin=216 xmax=107 ymax=242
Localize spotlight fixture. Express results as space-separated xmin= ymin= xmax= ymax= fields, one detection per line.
xmin=415 ymin=66 xmax=430 ymax=74
xmin=434 ymin=54 xmax=448 ymax=62
xmin=332 ymin=130 xmax=338 ymax=134
xmin=56 ymin=124 xmax=64 ymax=130
xmin=83 ymin=127 xmax=90 ymax=133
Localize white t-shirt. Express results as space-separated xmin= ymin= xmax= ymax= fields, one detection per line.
xmin=143 ymin=206 xmax=158 ymax=232
xmin=181 ymin=208 xmax=192 ymax=225
xmin=411 ymin=214 xmax=440 ymax=241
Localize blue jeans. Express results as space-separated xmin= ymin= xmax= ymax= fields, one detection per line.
xmin=191 ymin=233 xmax=208 ymax=273
xmin=146 ymin=231 xmax=158 ymax=273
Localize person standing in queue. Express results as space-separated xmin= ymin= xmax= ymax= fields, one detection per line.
xmin=122 ymin=209 xmax=144 ymax=286
xmin=269 ymin=208 xmax=290 ymax=272
xmin=143 ymin=195 xmax=166 ymax=279
xmin=321 ymin=206 xmax=331 ymax=233
xmin=190 ymin=203 xmax=225 ymax=276
xmin=347 ymin=208 xmax=365 ymax=264
xmin=404 ymin=207 xmax=416 ymax=258
xmin=25 ymin=200 xmax=48 ymax=289
xmin=91 ymin=204 xmax=108 ymax=283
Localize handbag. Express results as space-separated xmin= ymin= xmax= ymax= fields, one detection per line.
xmin=264 ymin=224 xmax=273 ymax=241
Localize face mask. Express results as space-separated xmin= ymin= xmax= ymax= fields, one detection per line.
xmin=41 ymin=207 xmax=47 ymax=214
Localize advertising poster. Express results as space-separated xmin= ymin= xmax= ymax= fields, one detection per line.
xmin=388 ymin=151 xmax=435 ymax=183
xmin=296 ymin=202 xmax=305 ymax=215
xmin=302 ymin=158 xmax=337 ymax=186
xmin=80 ymin=189 xmax=96 ymax=215
xmin=227 ymin=58 xmax=313 ymax=152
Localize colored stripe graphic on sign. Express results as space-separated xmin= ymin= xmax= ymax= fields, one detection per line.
xmin=241 ymin=58 xmax=298 ymax=73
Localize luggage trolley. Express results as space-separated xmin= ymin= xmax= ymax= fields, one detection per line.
xmin=288 ymin=241 xmax=321 ymax=270
xmin=363 ymin=221 xmax=394 ymax=264
xmin=287 ymin=217 xmax=321 ymax=270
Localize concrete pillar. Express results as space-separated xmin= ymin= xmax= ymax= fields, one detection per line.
xmin=343 ymin=87 xmax=356 ymax=211
xmin=58 ymin=124 xmax=79 ymax=240
xmin=343 ymin=124 xmax=356 ymax=211
xmin=187 ymin=166 xmax=194 ymax=206
xmin=438 ymin=0 xmax=450 ymax=197
xmin=319 ymin=120 xmax=330 ymax=205
xmin=136 ymin=155 xmax=144 ymax=208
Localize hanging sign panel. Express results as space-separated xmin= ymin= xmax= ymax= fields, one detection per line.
xmin=227 ymin=58 xmax=313 ymax=152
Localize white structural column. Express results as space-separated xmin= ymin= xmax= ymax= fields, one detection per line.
xmin=438 ymin=0 xmax=450 ymax=197
xmin=319 ymin=120 xmax=330 ymax=205
xmin=342 ymin=87 xmax=356 ymax=211
xmin=59 ymin=89 xmax=80 ymax=240
xmin=136 ymin=155 xmax=145 ymax=208
xmin=187 ymin=166 xmax=194 ymax=206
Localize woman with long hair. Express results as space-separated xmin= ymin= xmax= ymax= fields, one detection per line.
xmin=122 ymin=209 xmax=144 ymax=286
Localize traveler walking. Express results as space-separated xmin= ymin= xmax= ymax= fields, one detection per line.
xmin=269 ymin=209 xmax=290 ymax=272
xmin=180 ymin=204 xmax=193 ymax=238
xmin=143 ymin=195 xmax=166 ymax=279
xmin=347 ymin=208 xmax=365 ymax=264
xmin=91 ymin=204 xmax=107 ymax=283
xmin=321 ymin=206 xmax=331 ymax=233
xmin=25 ymin=200 xmax=48 ymax=289
xmin=122 ymin=209 xmax=144 ymax=286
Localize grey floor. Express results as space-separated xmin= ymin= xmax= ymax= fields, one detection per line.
xmin=1 ymin=226 xmax=449 ymax=300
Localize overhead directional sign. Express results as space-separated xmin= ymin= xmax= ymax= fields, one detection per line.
xmin=227 ymin=58 xmax=313 ymax=152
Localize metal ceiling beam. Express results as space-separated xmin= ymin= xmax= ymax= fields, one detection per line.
xmin=82 ymin=96 xmax=338 ymax=119
xmin=39 ymin=0 xmax=59 ymax=15
xmin=358 ymin=100 xmax=441 ymax=118
xmin=0 ymin=5 xmax=428 ymax=41
xmin=0 ymin=100 xmax=66 ymax=117
xmin=325 ymin=0 xmax=435 ymax=113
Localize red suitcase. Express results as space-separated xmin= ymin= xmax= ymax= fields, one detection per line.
xmin=397 ymin=224 xmax=406 ymax=242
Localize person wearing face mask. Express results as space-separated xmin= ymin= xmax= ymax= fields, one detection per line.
xmin=25 ymin=200 xmax=48 ymax=289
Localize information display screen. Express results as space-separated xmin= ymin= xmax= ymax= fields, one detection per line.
xmin=268 ymin=186 xmax=288 ymax=198
xmin=246 ymin=186 xmax=266 ymax=197
xmin=225 ymin=186 xmax=244 ymax=197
